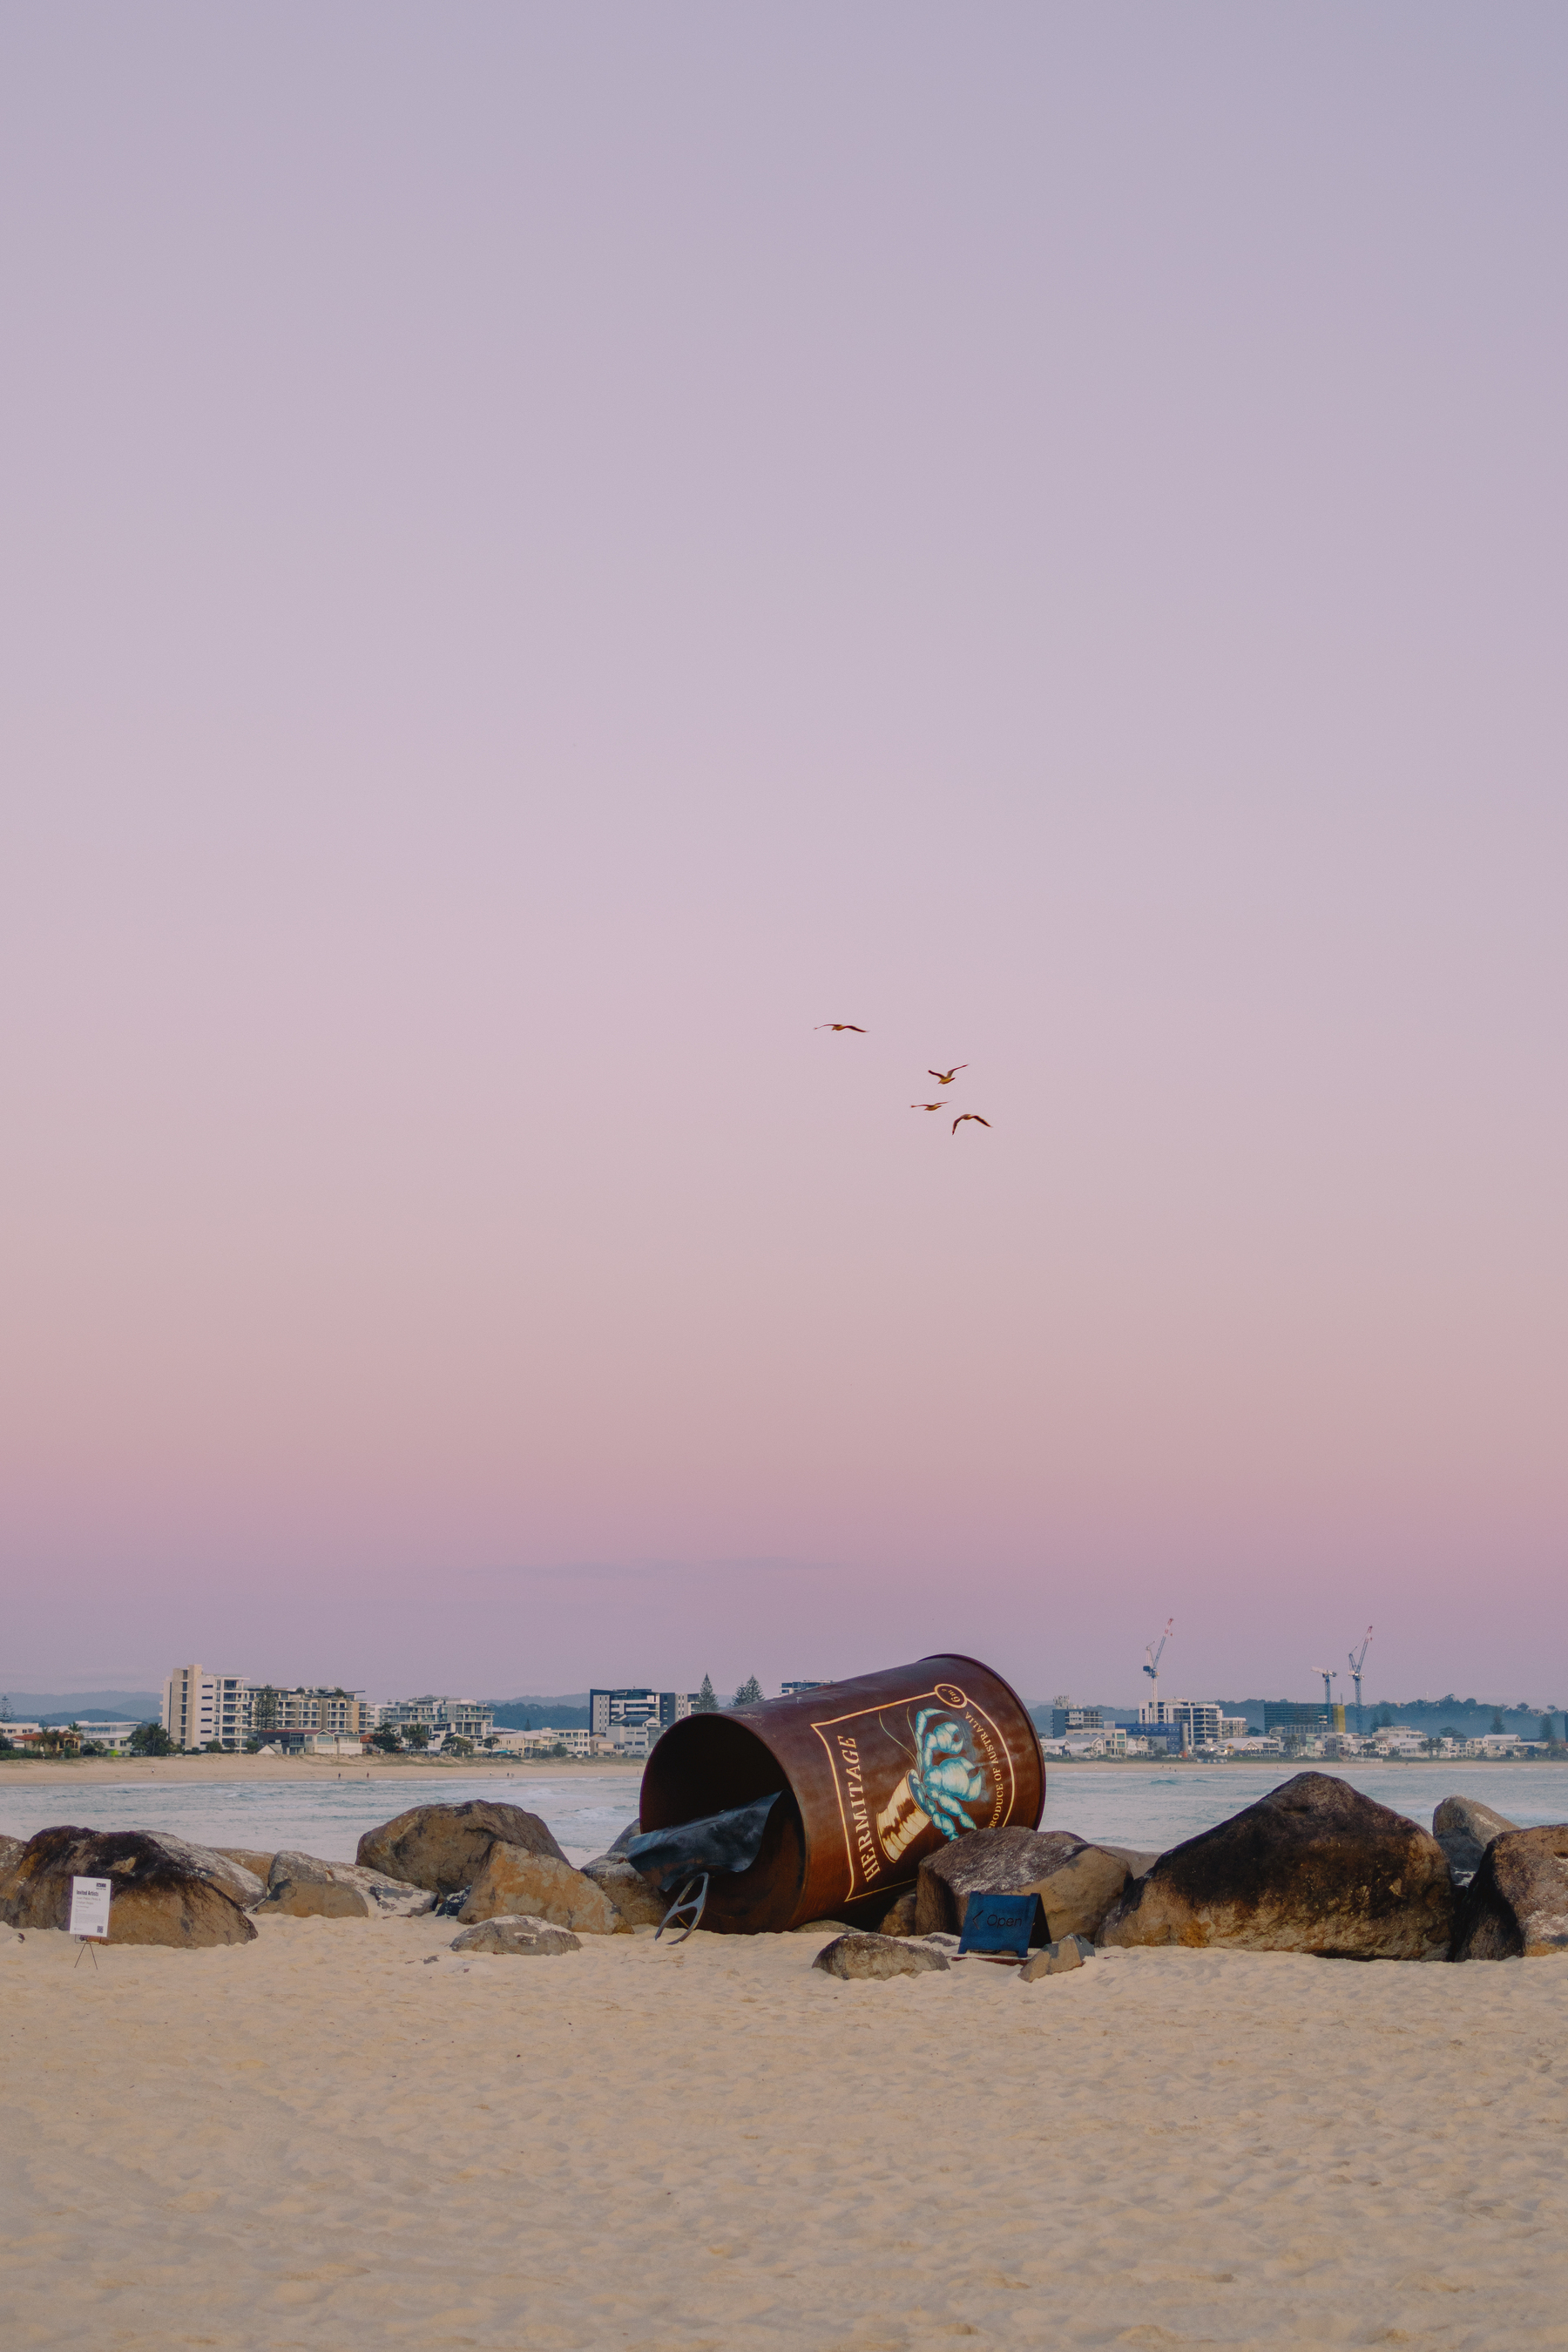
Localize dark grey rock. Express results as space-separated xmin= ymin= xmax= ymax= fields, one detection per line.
xmin=1100 ymin=1773 xmax=1453 ymax=1960
xmin=916 ymin=1827 xmax=1132 ymax=1943
xmin=0 ymin=1827 xmax=257 ymax=1947
xmin=1433 ymin=1794 xmax=1518 ymax=1877
xmin=1450 ymin=1825 xmax=1568 ymax=1960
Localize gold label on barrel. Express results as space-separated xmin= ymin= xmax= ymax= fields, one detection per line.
xmin=809 ymin=1680 xmax=1017 ymax=1904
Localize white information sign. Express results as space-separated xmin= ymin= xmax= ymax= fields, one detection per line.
xmin=68 ymin=1876 xmax=112 ymax=1940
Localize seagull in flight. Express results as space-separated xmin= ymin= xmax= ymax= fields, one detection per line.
xmin=910 ymin=1101 xmax=945 ymax=1112
xmin=951 ymin=1113 xmax=991 ymax=1135
xmin=928 ymin=1064 xmax=968 ymax=1085
xmin=816 ymin=1023 xmax=867 ymax=1033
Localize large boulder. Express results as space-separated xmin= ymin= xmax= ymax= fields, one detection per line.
xmin=355 ymin=1801 xmax=565 ymax=1894
xmin=0 ymin=1835 xmax=25 ymax=1878
xmin=1433 ymin=1795 xmax=1518 ymax=1877
xmin=253 ymin=1849 xmax=436 ymax=1920
xmin=916 ymin=1827 xmax=1132 ymax=1943
xmin=813 ymin=1931 xmax=951 ymax=1981
xmin=1450 ymin=1825 xmax=1568 ymax=1960
xmin=451 ymin=1914 xmax=580 ymax=1957
xmin=0 ymin=1828 xmax=257 ymax=1947
xmin=457 ymin=1843 xmax=625 ymax=1934
xmin=606 ymin=1819 xmax=641 ymax=1855
xmin=581 ymin=1855 xmax=668 ymax=1929
xmin=1100 ymin=1773 xmax=1453 ymax=1960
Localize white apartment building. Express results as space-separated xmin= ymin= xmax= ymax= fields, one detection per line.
xmin=1142 ymin=1700 xmax=1223 ymax=1747
xmin=375 ymin=1695 xmax=494 ymax=1743
xmin=162 ymin=1667 xmax=368 ymax=1751
xmin=588 ymin=1689 xmax=696 ymax=1737
xmin=163 ymin=1665 xmax=253 ymax=1752
xmin=77 ymin=1720 xmax=140 ymax=1753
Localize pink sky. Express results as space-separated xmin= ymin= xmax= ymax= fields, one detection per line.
xmin=2 ymin=6 xmax=1564 ymax=1707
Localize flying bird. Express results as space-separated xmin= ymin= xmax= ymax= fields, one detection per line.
xmin=951 ymin=1113 xmax=991 ymax=1134
xmin=816 ymin=1023 xmax=867 ymax=1033
xmin=928 ymin=1064 xmax=968 ymax=1085
xmin=910 ymin=1101 xmax=945 ymax=1112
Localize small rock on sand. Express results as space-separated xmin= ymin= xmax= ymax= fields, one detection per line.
xmin=451 ymin=1914 xmax=581 ymax=1957
xmin=1018 ymin=1935 xmax=1094 ymax=1980
xmin=813 ymin=1932 xmax=950 ymax=1981
xmin=1450 ymin=1825 xmax=1568 ymax=1960
xmin=1432 ymin=1795 xmax=1518 ymax=1878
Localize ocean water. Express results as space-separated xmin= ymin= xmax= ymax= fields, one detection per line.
xmin=0 ymin=1769 xmax=645 ymax=1866
xmin=3 ymin=1759 xmax=1563 ymax=1869
xmin=1039 ymin=1761 xmax=1568 ymax=1849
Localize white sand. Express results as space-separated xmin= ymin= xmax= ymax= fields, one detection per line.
xmin=4 ymin=1916 xmax=1567 ymax=2349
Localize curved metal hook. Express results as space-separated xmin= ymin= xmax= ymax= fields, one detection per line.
xmin=655 ymin=1873 xmax=709 ymax=1943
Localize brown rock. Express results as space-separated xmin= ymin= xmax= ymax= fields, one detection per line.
xmin=215 ymin=1848 xmax=278 ymax=1882
xmin=458 ymin=1844 xmax=624 ymax=1934
xmin=813 ymin=1931 xmax=951 ymax=1981
xmin=581 ymin=1856 xmax=668 ymax=1929
xmin=1100 ymin=1773 xmax=1453 ymax=1960
xmin=1098 ymin=1844 xmax=1164 ymax=1879
xmin=0 ymin=1835 xmax=25 ymax=1879
xmin=355 ymin=1801 xmax=565 ymax=1893
xmin=877 ymin=1888 xmax=921 ymax=1936
xmin=1432 ymin=1795 xmax=1518 ymax=1877
xmin=916 ymin=1827 xmax=1132 ymax=1943
xmin=1450 ymin=1825 xmax=1568 ymax=1960
xmin=0 ymin=1828 xmax=256 ymax=1947
xmin=450 ymin=1914 xmax=581 ymax=1957
xmin=1018 ymin=1935 xmax=1093 ymax=1980
xmin=254 ymin=1849 xmax=437 ymax=1920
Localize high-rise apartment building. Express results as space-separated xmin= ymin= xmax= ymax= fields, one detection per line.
xmin=589 ymin=1689 xmax=696 ymax=1737
xmin=162 ymin=1665 xmax=253 ymax=1752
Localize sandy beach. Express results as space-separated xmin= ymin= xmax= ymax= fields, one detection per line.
xmin=5 ymin=1909 xmax=1567 ymax=2350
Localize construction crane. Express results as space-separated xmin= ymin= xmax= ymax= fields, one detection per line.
xmin=1143 ymin=1619 xmax=1173 ymax=1719
xmin=1348 ymin=1627 xmax=1374 ymax=1734
xmin=1315 ymin=1667 xmax=1338 ymax=1720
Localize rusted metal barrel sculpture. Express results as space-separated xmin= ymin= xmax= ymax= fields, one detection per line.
xmin=637 ymin=1654 xmax=1044 ymax=1934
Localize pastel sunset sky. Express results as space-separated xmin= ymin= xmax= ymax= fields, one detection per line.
xmin=3 ymin=6 xmax=1564 ymax=1706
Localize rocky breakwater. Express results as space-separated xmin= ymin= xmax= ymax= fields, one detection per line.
xmin=916 ymin=1826 xmax=1149 ymax=1945
xmin=0 ymin=1828 xmax=260 ymax=1947
xmin=356 ymin=1801 xmax=625 ymax=1935
xmin=1450 ymin=1824 xmax=1568 ymax=1960
xmin=1100 ymin=1773 xmax=1453 ymax=1960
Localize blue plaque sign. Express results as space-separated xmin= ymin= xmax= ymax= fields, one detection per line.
xmin=957 ymin=1890 xmax=1041 ymax=1958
